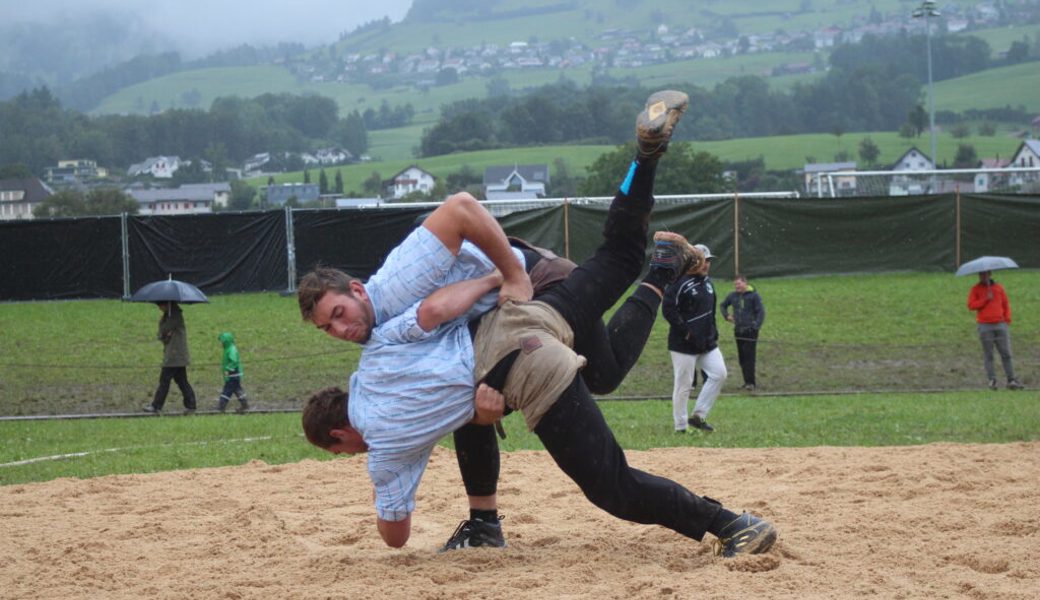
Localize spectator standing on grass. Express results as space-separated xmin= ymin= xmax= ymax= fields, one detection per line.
xmin=144 ymin=302 xmax=197 ymax=414
xmin=217 ymin=331 xmax=250 ymax=413
xmin=663 ymin=244 xmax=727 ymax=433
xmin=720 ymin=274 xmax=765 ymax=392
xmin=968 ymin=271 xmax=1024 ymax=390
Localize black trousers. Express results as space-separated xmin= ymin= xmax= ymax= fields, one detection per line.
xmin=735 ymin=329 xmax=759 ymax=386
xmin=152 ymin=366 xmax=197 ymax=410
xmin=455 ymin=160 xmax=722 ymax=539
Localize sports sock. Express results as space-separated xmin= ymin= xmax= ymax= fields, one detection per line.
xmin=619 ymin=158 xmax=657 ymax=200
xmin=470 ymin=508 xmax=499 ymax=524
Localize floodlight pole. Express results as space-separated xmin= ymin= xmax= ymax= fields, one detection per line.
xmin=913 ymin=1 xmax=940 ymax=177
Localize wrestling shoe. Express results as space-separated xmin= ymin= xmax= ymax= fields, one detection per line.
xmin=650 ymin=231 xmax=699 ymax=285
xmin=689 ymin=415 xmax=714 ymax=432
xmin=438 ymin=518 xmax=507 ymax=552
xmin=713 ymin=512 xmax=778 ymax=558
xmin=636 ymin=90 xmax=689 ymax=160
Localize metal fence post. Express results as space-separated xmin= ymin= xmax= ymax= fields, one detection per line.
xmin=121 ymin=212 xmax=130 ymax=299
xmin=285 ymin=206 xmax=297 ymax=293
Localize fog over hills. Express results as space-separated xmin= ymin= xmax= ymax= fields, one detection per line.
xmin=0 ymin=0 xmax=412 ymax=84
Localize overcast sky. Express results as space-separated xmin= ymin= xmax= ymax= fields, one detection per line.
xmin=2 ymin=0 xmax=414 ymax=55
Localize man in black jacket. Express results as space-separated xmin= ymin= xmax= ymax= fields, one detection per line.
xmin=662 ymin=244 xmax=727 ymax=433
xmin=721 ymin=274 xmax=766 ymax=392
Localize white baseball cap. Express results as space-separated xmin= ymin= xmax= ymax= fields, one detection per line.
xmin=693 ymin=243 xmax=715 ymax=260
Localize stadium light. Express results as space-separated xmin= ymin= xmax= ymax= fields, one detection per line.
xmin=912 ymin=1 xmax=941 ymax=174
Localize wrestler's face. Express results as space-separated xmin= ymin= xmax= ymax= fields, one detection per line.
xmin=328 ymin=426 xmax=368 ymax=454
xmin=311 ymin=282 xmax=375 ymax=344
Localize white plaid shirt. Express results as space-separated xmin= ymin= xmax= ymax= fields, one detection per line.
xmin=350 ymin=226 xmax=524 ymax=521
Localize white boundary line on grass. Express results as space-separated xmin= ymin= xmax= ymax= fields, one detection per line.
xmin=0 ymin=436 xmax=274 ymax=468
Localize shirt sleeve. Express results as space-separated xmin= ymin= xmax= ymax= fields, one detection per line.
xmin=368 ymin=445 xmax=434 ymax=522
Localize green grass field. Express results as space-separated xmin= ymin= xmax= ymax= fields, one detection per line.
xmin=2 ymin=272 xmax=1037 ymax=417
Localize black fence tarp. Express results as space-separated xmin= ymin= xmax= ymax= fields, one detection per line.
xmin=735 ymin=195 xmax=957 ymax=278
xmin=127 ymin=211 xmax=288 ymax=295
xmin=959 ymin=194 xmax=1040 ymax=269
xmin=1 ymin=193 xmax=1037 ymax=302
xmin=292 ymin=207 xmax=427 ymax=281
xmin=0 ymin=216 xmax=123 ymax=300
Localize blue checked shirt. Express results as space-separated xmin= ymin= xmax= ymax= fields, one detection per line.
xmin=350 ymin=226 xmax=524 ymax=521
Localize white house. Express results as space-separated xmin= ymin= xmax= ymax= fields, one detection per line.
xmin=483 ymin=164 xmax=550 ymax=200
xmin=0 ymin=177 xmax=53 ymax=220
xmin=888 ymin=147 xmax=936 ymax=195
xmin=243 ymin=152 xmax=272 ymax=174
xmin=127 ymin=156 xmax=181 ymax=179
xmin=891 ymin=147 xmax=935 ymax=172
xmin=127 ymin=183 xmax=230 ymax=215
xmin=974 ymin=158 xmax=1011 ymax=193
xmin=1007 ymin=140 xmax=1040 ymax=190
xmin=314 ymin=147 xmax=353 ymax=165
xmin=386 ymin=166 xmax=436 ymax=199
xmin=803 ymin=162 xmax=857 ymax=197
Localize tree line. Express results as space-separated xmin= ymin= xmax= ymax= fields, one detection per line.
xmin=0 ymin=89 xmax=369 ymax=176
xmin=418 ymin=31 xmax=1035 ymax=157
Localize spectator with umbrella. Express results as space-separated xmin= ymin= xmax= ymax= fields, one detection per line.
xmin=958 ymin=256 xmax=1025 ymax=391
xmin=131 ymin=277 xmax=207 ymax=413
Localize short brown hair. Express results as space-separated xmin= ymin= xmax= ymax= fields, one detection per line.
xmin=302 ymin=386 xmax=350 ymax=448
xmin=734 ymin=274 xmax=748 ymax=283
xmin=297 ymin=267 xmax=360 ymax=322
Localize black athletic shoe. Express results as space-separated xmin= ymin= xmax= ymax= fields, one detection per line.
xmin=438 ymin=518 xmax=506 ymax=552
xmin=1007 ymin=379 xmax=1024 ymax=390
xmin=714 ymin=512 xmax=778 ymax=558
xmin=636 ymin=90 xmax=689 ymax=160
xmin=142 ymin=405 xmax=161 ymax=414
xmin=988 ymin=379 xmax=998 ymax=391
xmin=689 ymin=415 xmax=714 ymax=432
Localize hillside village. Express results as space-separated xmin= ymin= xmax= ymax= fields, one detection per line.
xmin=295 ymin=2 xmax=1009 ymax=87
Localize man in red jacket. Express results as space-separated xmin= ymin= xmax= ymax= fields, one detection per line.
xmin=967 ymin=271 xmax=1024 ymax=390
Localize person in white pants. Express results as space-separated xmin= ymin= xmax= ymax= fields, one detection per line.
xmin=662 ymin=244 xmax=727 ymax=432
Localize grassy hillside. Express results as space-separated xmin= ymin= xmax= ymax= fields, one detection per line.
xmin=260 ymin=127 xmax=1024 ymax=194
xmin=933 ymin=61 xmax=1040 ymax=113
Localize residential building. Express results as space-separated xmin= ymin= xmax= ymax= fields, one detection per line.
xmin=385 ymin=166 xmax=436 ymax=199
xmin=264 ymin=182 xmax=320 ymax=206
xmin=890 ymin=147 xmax=935 ymax=172
xmin=0 ymin=177 xmax=53 ymax=220
xmin=975 ymin=157 xmax=1011 ymax=193
xmin=243 ymin=153 xmax=272 ymax=174
xmin=1008 ymin=140 xmax=1040 ymax=190
xmin=44 ymin=159 xmax=109 ymax=186
xmin=889 ymin=147 xmax=937 ymax=196
xmin=127 ymin=183 xmax=230 ymax=215
xmin=127 ymin=156 xmax=181 ymax=179
xmin=314 ymin=147 xmax=353 ymax=165
xmin=803 ymin=162 xmax=857 ymax=197
xmin=483 ymin=164 xmax=550 ymax=200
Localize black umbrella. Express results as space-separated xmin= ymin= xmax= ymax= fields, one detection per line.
xmin=129 ymin=276 xmax=209 ymax=304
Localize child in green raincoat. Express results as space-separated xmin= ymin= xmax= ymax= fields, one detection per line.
xmin=218 ymin=332 xmax=250 ymax=413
